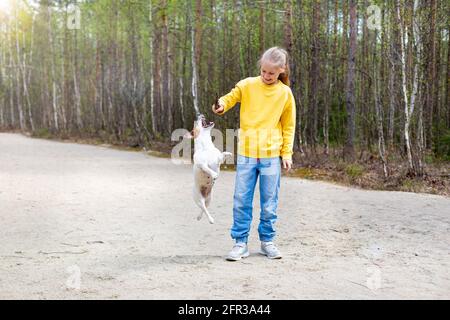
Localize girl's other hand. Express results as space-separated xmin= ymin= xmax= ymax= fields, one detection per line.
xmin=282 ymin=159 xmax=292 ymax=172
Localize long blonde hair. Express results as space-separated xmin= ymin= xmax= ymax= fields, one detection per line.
xmin=258 ymin=47 xmax=290 ymax=86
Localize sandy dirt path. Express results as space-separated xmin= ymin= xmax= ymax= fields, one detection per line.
xmin=0 ymin=132 xmax=449 ymax=299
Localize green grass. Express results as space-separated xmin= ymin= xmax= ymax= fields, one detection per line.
xmin=345 ymin=164 xmax=364 ymax=178
xmin=33 ymin=128 xmax=52 ymax=139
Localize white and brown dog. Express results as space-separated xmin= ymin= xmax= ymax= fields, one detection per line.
xmin=184 ymin=114 xmax=232 ymax=224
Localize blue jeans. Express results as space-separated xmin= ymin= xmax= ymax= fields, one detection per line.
xmin=231 ymin=155 xmax=281 ymax=243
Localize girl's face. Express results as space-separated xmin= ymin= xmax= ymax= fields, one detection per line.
xmin=260 ymin=60 xmax=285 ymax=85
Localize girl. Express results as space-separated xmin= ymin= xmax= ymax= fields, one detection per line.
xmin=212 ymin=47 xmax=296 ymax=261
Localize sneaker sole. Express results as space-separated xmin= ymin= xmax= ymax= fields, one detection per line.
xmin=259 ymin=251 xmax=282 ymax=259
xmin=226 ymin=251 xmax=250 ymax=261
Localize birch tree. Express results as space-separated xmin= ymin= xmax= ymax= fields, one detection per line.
xmin=344 ymin=0 xmax=357 ymax=161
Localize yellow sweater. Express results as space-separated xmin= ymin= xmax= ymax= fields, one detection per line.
xmin=218 ymin=76 xmax=296 ymax=160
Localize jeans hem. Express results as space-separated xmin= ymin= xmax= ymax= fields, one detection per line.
xmin=234 ymin=237 xmax=248 ymax=244
xmin=259 ymin=237 xmax=274 ymax=242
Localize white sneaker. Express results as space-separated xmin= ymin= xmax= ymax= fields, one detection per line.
xmin=260 ymin=241 xmax=282 ymax=259
xmin=226 ymin=243 xmax=250 ymax=261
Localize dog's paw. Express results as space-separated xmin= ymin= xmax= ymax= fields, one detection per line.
xmin=211 ymin=172 xmax=219 ymax=180
xmin=197 ymin=213 xmax=203 ymax=221
xmin=208 ymin=217 xmax=215 ymax=224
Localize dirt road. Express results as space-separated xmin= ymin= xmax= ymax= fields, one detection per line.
xmin=0 ymin=132 xmax=449 ymax=299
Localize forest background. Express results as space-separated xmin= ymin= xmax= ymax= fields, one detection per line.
xmin=0 ymin=0 xmax=448 ymax=195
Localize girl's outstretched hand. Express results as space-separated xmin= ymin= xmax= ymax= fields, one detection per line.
xmin=282 ymin=159 xmax=292 ymax=172
xmin=212 ymin=100 xmax=224 ymax=114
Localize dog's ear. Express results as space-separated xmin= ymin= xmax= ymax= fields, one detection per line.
xmin=184 ymin=128 xmax=199 ymax=139
xmin=184 ymin=130 xmax=194 ymax=139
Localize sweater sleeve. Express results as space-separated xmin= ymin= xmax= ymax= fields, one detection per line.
xmin=216 ymin=79 xmax=246 ymax=115
xmin=280 ymin=90 xmax=296 ymax=160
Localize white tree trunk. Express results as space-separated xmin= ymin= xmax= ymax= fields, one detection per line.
xmin=179 ymin=77 xmax=185 ymax=126
xmin=387 ymin=15 xmax=396 ymax=149
xmin=412 ymin=0 xmax=424 ymax=174
xmin=9 ymin=51 xmax=15 ymax=126
xmin=25 ymin=13 xmax=35 ymax=132
xmin=397 ymin=0 xmax=422 ymax=175
xmin=47 ymin=6 xmax=59 ymax=131
xmin=13 ymin=14 xmax=25 ymax=130
xmin=18 ymin=14 xmax=35 ymax=132
xmin=397 ymin=1 xmax=414 ymax=172
xmin=148 ymin=0 xmax=156 ymax=135
xmin=0 ymin=99 xmax=4 ymax=127
xmin=73 ymin=64 xmax=82 ymax=130
xmin=167 ymin=32 xmax=173 ymax=132
xmin=0 ymin=30 xmax=5 ymax=127
xmin=373 ymin=31 xmax=388 ymax=178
